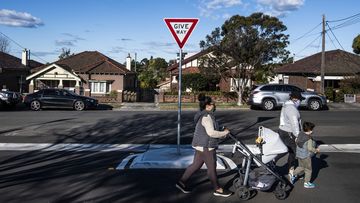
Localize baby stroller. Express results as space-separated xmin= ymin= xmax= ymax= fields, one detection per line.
xmin=229 ymin=126 xmax=290 ymax=200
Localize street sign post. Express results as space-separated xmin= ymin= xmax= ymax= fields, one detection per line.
xmin=164 ymin=18 xmax=199 ymax=154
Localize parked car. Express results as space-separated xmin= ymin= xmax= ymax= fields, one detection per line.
xmin=247 ymin=84 xmax=327 ymax=111
xmin=0 ymin=90 xmax=22 ymax=107
xmin=24 ymin=89 xmax=98 ymax=111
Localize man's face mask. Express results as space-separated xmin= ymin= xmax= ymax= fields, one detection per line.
xmin=294 ymin=100 xmax=301 ymax=108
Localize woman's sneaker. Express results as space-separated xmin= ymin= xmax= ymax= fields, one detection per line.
xmin=176 ymin=181 xmax=191 ymax=193
xmin=304 ymin=182 xmax=316 ymax=188
xmin=213 ymin=189 xmax=233 ymax=197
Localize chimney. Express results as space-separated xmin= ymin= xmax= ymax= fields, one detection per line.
xmin=21 ymin=49 xmax=29 ymax=66
xmin=126 ymin=53 xmax=131 ymax=71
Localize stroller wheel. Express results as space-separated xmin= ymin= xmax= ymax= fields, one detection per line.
xmin=274 ymin=190 xmax=287 ymax=200
xmin=233 ymin=177 xmax=243 ymax=189
xmin=236 ymin=186 xmax=251 ymax=200
xmin=274 ymin=183 xmax=288 ymax=200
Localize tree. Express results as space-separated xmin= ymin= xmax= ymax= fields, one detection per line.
xmin=137 ymin=57 xmax=168 ymax=89
xmin=200 ymin=13 xmax=290 ymax=105
xmin=58 ymin=48 xmax=74 ymax=59
xmin=0 ymin=36 xmax=10 ymax=53
xmin=182 ymin=73 xmax=208 ymax=92
xmin=353 ymin=34 xmax=360 ymax=54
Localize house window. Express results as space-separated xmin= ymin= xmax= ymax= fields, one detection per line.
xmin=90 ymin=81 xmax=109 ymax=94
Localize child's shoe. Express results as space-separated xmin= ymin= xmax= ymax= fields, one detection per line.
xmin=304 ymin=182 xmax=316 ymax=188
xmin=290 ymin=175 xmax=297 ymax=184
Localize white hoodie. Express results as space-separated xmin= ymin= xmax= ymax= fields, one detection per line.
xmin=279 ymin=100 xmax=302 ymax=137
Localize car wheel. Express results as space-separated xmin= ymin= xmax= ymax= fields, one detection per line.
xmin=74 ymin=100 xmax=85 ymax=111
xmin=308 ymin=99 xmax=321 ymax=111
xmin=262 ymin=99 xmax=276 ymax=111
xmin=30 ymin=100 xmax=41 ymax=111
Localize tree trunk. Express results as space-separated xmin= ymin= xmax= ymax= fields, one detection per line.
xmin=237 ymin=77 xmax=243 ymax=106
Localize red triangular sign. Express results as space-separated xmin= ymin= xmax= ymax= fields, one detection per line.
xmin=164 ymin=18 xmax=199 ymax=49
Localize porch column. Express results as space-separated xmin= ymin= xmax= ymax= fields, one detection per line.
xmin=85 ymin=89 xmax=91 ymax=97
xmin=29 ymin=79 xmax=34 ymax=93
xmin=75 ymin=80 xmax=80 ymax=95
xmin=58 ymin=79 xmax=63 ymax=89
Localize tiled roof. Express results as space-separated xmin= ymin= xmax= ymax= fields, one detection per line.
xmin=276 ymin=49 xmax=360 ymax=75
xmin=172 ymin=66 xmax=200 ymax=74
xmin=32 ymin=51 xmax=134 ymax=75
xmin=0 ymin=51 xmax=43 ymax=70
xmin=167 ymin=49 xmax=210 ymax=72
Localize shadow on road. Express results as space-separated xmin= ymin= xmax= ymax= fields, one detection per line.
xmin=0 ymin=112 xmax=283 ymax=202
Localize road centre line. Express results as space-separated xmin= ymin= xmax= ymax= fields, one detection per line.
xmin=0 ymin=143 xmax=359 ymax=153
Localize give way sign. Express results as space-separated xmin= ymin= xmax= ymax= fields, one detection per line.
xmin=164 ymin=18 xmax=199 ymax=49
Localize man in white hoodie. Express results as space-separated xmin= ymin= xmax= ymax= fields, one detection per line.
xmin=278 ymin=91 xmax=305 ymax=180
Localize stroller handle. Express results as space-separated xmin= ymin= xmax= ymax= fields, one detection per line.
xmin=228 ymin=132 xmax=243 ymax=145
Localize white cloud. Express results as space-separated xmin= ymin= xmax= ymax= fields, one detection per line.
xmin=55 ymin=40 xmax=76 ymax=47
xmin=109 ymin=46 xmax=127 ymax=54
xmin=62 ymin=33 xmax=85 ymax=41
xmin=199 ymin=0 xmax=242 ymax=17
xmin=257 ymin=0 xmax=304 ymax=17
xmin=222 ymin=13 xmax=231 ymax=19
xmin=143 ymin=41 xmax=176 ymax=47
xmin=0 ymin=9 xmax=43 ymax=28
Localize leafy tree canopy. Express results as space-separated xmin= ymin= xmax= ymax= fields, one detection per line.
xmin=199 ymin=12 xmax=290 ymax=105
xmin=353 ymin=34 xmax=360 ymax=54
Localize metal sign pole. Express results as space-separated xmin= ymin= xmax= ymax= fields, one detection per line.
xmin=177 ymin=48 xmax=182 ymax=155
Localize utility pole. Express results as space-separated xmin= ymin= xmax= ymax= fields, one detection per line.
xmin=134 ymin=52 xmax=137 ymax=72
xmin=320 ymin=14 xmax=326 ymax=94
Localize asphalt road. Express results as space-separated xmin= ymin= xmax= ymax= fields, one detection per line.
xmin=1 ymin=109 xmax=360 ymax=144
xmin=0 ymin=109 xmax=360 ymax=202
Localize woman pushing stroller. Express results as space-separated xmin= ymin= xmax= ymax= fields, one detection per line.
xmin=175 ymin=94 xmax=233 ymax=197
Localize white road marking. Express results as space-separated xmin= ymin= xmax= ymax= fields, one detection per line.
xmin=0 ymin=143 xmax=359 ymax=153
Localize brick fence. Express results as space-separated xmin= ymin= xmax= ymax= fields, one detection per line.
xmin=158 ymin=92 xmax=237 ymax=103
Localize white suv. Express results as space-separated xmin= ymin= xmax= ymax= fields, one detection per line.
xmin=247 ymin=84 xmax=327 ymax=111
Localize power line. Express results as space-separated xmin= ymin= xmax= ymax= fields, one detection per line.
xmin=0 ymin=31 xmax=48 ymax=63
xmin=327 ymin=12 xmax=360 ymax=23
xmin=0 ymin=31 xmax=25 ymax=50
xmin=326 ymin=22 xmax=360 ymax=75
xmin=331 ymin=16 xmax=360 ymax=30
xmin=325 ymin=28 xmax=337 ymax=49
xmin=294 ymin=33 xmax=322 ymax=57
xmin=291 ymin=22 xmax=322 ymax=44
xmin=326 ymin=22 xmax=345 ymax=50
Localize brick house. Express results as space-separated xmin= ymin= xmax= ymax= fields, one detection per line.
xmin=26 ymin=51 xmax=136 ymax=96
xmin=163 ymin=49 xmax=251 ymax=92
xmin=275 ymin=49 xmax=360 ymax=92
xmin=0 ymin=50 xmax=43 ymax=92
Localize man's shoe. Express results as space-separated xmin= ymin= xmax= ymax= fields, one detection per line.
xmin=304 ymin=182 xmax=316 ymax=189
xmin=213 ymin=189 xmax=233 ymax=197
xmin=176 ymin=181 xmax=191 ymax=193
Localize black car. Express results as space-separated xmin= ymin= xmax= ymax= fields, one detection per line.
xmin=24 ymin=89 xmax=98 ymax=111
xmin=0 ymin=90 xmax=22 ymax=107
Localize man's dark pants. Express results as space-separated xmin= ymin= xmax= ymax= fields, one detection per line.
xmin=278 ymin=129 xmax=297 ymax=172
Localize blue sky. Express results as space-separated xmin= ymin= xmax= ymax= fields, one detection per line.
xmin=0 ymin=0 xmax=359 ymax=64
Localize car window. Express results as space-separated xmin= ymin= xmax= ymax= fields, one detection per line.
xmin=43 ymin=89 xmax=60 ymax=96
xmin=284 ymin=85 xmax=303 ymax=92
xmin=260 ymin=85 xmax=276 ymax=91
xmin=273 ymin=85 xmax=283 ymax=91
